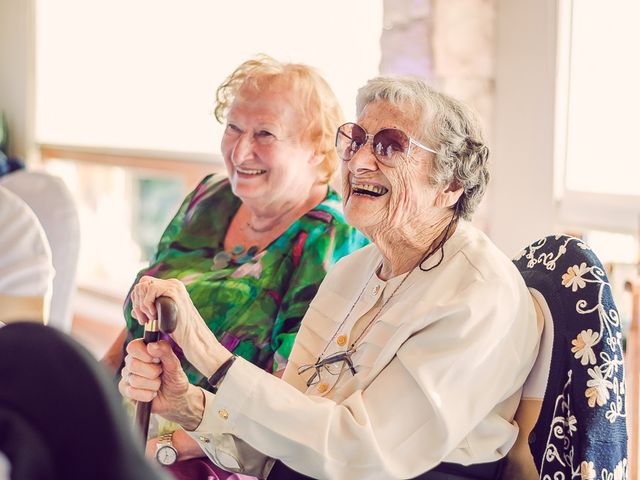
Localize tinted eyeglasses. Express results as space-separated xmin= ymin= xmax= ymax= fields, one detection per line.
xmin=335 ymin=122 xmax=437 ymax=167
xmin=297 ymin=349 xmax=357 ymax=388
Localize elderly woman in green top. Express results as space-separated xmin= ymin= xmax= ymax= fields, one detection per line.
xmin=102 ymin=55 xmax=368 ymax=463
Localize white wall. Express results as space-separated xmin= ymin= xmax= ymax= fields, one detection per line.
xmin=489 ymin=0 xmax=559 ymax=256
xmin=0 ymin=0 xmax=36 ymax=162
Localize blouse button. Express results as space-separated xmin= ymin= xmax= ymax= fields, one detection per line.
xmin=372 ymin=284 xmax=381 ymax=296
xmin=317 ymin=383 xmax=329 ymax=394
xmin=218 ymin=409 xmax=229 ymax=420
xmin=337 ymin=335 xmax=347 ymax=347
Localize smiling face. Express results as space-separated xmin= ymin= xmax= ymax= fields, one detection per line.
xmin=221 ymin=84 xmax=320 ymax=208
xmin=341 ymin=100 xmax=450 ymax=242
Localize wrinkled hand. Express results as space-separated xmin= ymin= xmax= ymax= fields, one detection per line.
xmin=119 ymin=339 xmax=205 ymax=429
xmin=119 ymin=339 xmax=188 ymax=416
xmin=130 ymin=276 xmax=204 ymax=347
xmin=129 ymin=276 xmax=233 ymax=389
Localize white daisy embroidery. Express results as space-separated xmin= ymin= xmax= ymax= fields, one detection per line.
xmin=571 ymin=329 xmax=600 ymax=366
xmin=561 ymin=262 xmax=590 ymax=292
xmin=579 ymin=460 xmax=596 ymax=480
xmin=585 ymin=366 xmax=614 ymax=408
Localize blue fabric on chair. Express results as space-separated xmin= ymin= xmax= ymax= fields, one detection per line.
xmin=513 ymin=235 xmax=628 ymax=479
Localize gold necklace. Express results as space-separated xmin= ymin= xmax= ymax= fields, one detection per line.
xmin=246 ymin=221 xmax=282 ymax=234
xmin=246 ymin=205 xmax=298 ymax=234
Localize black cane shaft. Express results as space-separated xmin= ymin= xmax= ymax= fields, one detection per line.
xmin=134 ymin=296 xmax=178 ymax=444
xmin=135 ymin=329 xmax=161 ymax=443
xmin=135 ymin=397 xmax=153 ymax=443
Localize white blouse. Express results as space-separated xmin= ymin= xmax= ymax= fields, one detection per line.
xmin=190 ymin=221 xmax=540 ymax=480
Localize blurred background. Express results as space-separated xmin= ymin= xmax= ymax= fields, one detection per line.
xmin=2 ymin=0 xmax=639 ymax=361
xmin=1 ymin=0 xmax=639 ymax=465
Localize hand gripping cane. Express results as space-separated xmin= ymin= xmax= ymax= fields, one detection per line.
xmin=134 ymin=296 xmax=178 ymax=444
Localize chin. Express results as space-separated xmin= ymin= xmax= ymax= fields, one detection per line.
xmin=344 ymin=205 xmax=377 ymax=234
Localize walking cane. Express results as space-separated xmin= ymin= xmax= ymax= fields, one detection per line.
xmin=134 ymin=296 xmax=178 ymax=444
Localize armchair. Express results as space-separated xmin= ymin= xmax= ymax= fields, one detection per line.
xmin=503 ymin=235 xmax=628 ymax=479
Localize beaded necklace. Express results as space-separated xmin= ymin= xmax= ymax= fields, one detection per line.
xmin=210 ymin=244 xmax=259 ymax=280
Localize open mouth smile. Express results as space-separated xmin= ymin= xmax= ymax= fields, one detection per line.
xmin=351 ymin=183 xmax=389 ymax=198
xmin=237 ymin=167 xmax=267 ymax=175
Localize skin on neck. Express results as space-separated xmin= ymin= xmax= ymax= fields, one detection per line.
xmin=375 ymin=208 xmax=456 ymax=280
xmin=224 ymin=182 xmax=328 ymax=253
xmin=241 ymin=181 xmax=327 ymax=232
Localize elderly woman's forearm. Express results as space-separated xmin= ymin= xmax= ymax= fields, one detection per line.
xmin=163 ymin=384 xmax=206 ymax=431
xmin=179 ymin=322 xmax=232 ymax=379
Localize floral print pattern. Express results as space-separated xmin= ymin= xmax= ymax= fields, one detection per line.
xmin=585 ymin=366 xmax=614 ymax=408
xmin=579 ymin=461 xmax=596 ymax=480
xmin=513 ymin=235 xmax=628 ymax=479
xmin=571 ymin=329 xmax=599 ymax=366
xmin=562 ymin=262 xmax=591 ymax=292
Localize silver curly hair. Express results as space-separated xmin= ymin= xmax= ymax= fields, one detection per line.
xmin=355 ymin=77 xmax=490 ymax=221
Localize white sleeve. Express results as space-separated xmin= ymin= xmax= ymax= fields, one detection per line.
xmin=0 ymin=186 xmax=53 ymax=324
xmin=188 ymin=277 xmax=539 ymax=480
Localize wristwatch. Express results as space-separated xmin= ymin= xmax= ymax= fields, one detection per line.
xmin=155 ymin=432 xmax=178 ymax=466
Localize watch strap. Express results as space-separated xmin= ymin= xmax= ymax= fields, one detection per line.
xmin=155 ymin=431 xmax=178 ymax=466
xmin=156 ymin=432 xmax=174 ymax=446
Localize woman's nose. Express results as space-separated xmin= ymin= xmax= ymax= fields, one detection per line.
xmin=347 ymin=140 xmax=379 ymax=175
xmin=230 ymin=132 xmax=255 ymax=164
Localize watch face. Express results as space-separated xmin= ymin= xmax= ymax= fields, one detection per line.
xmin=156 ymin=445 xmax=178 ymax=466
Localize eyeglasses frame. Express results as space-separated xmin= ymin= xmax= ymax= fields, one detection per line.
xmin=335 ymin=122 xmax=437 ymax=167
xmin=297 ymin=349 xmax=358 ymax=388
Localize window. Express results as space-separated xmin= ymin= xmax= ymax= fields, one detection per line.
xmin=42 ymin=154 xmax=212 ymax=299
xmin=35 ymin=0 xmax=383 ymax=301
xmin=36 ymin=0 xmax=383 ymax=156
xmin=553 ymin=0 xmax=640 ymax=335
xmin=556 ymin=0 xmax=640 ymax=234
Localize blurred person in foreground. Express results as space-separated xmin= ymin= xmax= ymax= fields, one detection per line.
xmin=0 ymin=323 xmax=168 ymax=480
xmin=121 ymin=77 xmax=540 ymax=480
xmin=102 ymin=55 xmax=368 ymax=474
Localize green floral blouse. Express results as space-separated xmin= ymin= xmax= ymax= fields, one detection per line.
xmin=123 ymin=174 xmax=368 ymax=390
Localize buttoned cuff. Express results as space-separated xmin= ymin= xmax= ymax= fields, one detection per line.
xmin=186 ymin=357 xmax=273 ymax=477
xmin=191 ymin=356 xmax=260 ymax=434
xmin=194 ymin=389 xmax=217 ymax=430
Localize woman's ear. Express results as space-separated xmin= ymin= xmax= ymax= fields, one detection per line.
xmin=435 ymin=183 xmax=463 ymax=209
xmin=308 ymin=151 xmax=324 ymax=167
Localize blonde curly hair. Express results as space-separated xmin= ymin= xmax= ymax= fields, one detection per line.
xmin=215 ymin=55 xmax=344 ymax=184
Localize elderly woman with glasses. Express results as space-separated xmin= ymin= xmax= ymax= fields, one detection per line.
xmin=120 ymin=77 xmax=540 ymax=480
